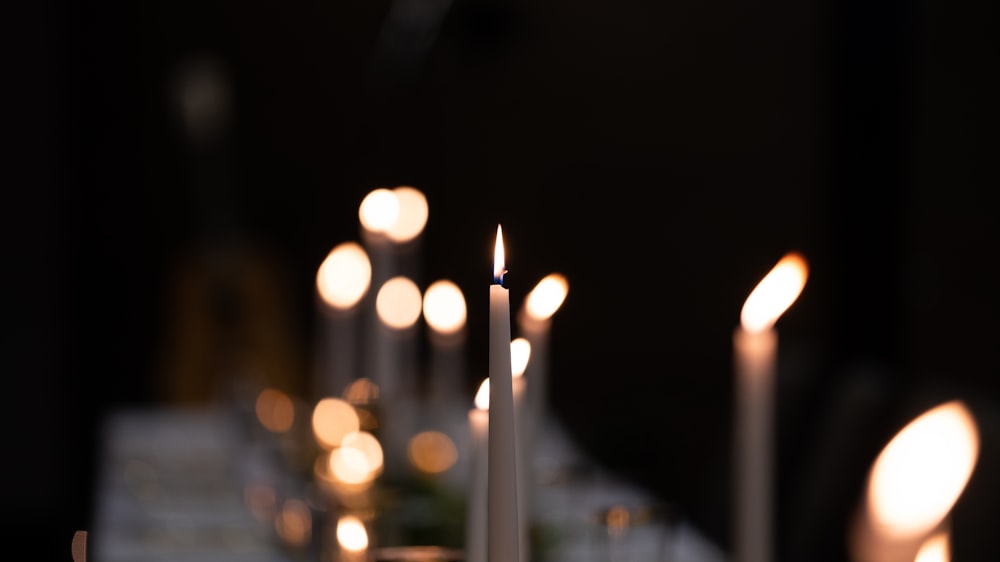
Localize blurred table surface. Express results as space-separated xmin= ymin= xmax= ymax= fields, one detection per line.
xmin=91 ymin=405 xmax=728 ymax=562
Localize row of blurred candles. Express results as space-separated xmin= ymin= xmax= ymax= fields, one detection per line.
xmin=75 ymin=185 xmax=980 ymax=562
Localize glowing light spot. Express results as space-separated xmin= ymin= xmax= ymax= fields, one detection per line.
xmin=330 ymin=446 xmax=376 ymax=485
xmin=342 ymin=431 xmax=384 ymax=476
xmin=244 ymin=483 xmax=278 ymax=524
xmin=337 ymin=515 xmax=369 ymax=552
xmin=408 ymin=430 xmax=458 ymax=474
xmin=385 ymin=186 xmax=428 ymax=243
xmin=312 ymin=398 xmax=360 ymax=449
xmin=423 ymin=280 xmax=467 ymax=335
xmin=376 ymin=276 xmax=422 ymax=330
xmin=525 ymin=273 xmax=569 ymax=321
xmin=343 ymin=377 xmax=380 ymax=404
xmin=255 ymin=388 xmax=294 ymax=433
xmin=867 ymin=400 xmax=979 ymax=538
xmin=359 ymin=188 xmax=400 ymax=234
xmin=474 ymin=378 xmax=489 ymax=411
xmin=510 ymin=338 xmax=531 ymax=378
xmin=740 ymin=252 xmax=809 ymax=333
xmin=316 ymin=242 xmax=371 ymax=310
xmin=914 ymin=530 xmax=950 ymax=562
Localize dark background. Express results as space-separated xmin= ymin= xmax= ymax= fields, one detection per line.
xmin=9 ymin=0 xmax=999 ymax=560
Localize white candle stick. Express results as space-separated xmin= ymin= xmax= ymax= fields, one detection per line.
xmin=424 ymin=279 xmax=469 ymax=409
xmin=733 ymin=252 xmax=808 ymax=562
xmin=849 ymin=401 xmax=979 ymax=562
xmin=314 ymin=242 xmax=371 ymax=400
xmin=466 ymin=378 xmax=490 ymax=562
xmin=489 ymin=224 xmax=519 ymax=562
xmin=359 ymin=188 xmax=400 ymax=399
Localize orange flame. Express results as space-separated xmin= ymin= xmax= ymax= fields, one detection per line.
xmin=740 ymin=252 xmax=809 ymax=333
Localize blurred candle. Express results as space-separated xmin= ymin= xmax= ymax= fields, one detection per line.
xmin=337 ymin=514 xmax=370 ymax=562
xmin=423 ymin=279 xmax=468 ymax=407
xmin=733 ymin=252 xmax=808 ymax=562
xmin=849 ymin=401 xmax=978 ymax=562
xmin=359 ymin=188 xmax=399 ymax=397
xmin=489 ymin=224 xmax=519 ymax=562
xmin=375 ymin=275 xmax=423 ymax=480
xmin=510 ymin=337 xmax=531 ymax=562
xmin=466 ymin=378 xmax=490 ymax=562
xmin=518 ymin=273 xmax=568 ymax=439
xmin=314 ymin=241 xmax=372 ymax=400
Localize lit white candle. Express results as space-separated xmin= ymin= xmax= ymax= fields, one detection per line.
xmin=424 ymin=279 xmax=469 ymax=408
xmin=489 ymin=224 xmax=519 ymax=562
xmin=466 ymin=378 xmax=490 ymax=562
xmin=374 ymin=275 xmax=423 ymax=480
xmin=518 ymin=273 xmax=568 ymax=440
xmin=314 ymin=241 xmax=371 ymax=400
xmin=849 ymin=401 xmax=979 ymax=562
xmin=733 ymin=252 xmax=808 ymax=562
xmin=359 ymin=188 xmax=400 ymax=396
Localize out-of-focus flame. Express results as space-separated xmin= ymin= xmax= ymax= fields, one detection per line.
xmin=510 ymin=338 xmax=531 ymax=377
xmin=914 ymin=530 xmax=950 ymax=562
xmin=343 ymin=378 xmax=379 ymax=404
xmin=493 ymin=225 xmax=506 ymax=284
xmin=275 ymin=498 xmax=312 ymax=548
xmin=385 ymin=186 xmax=428 ymax=243
xmin=329 ymin=447 xmax=376 ymax=485
xmin=408 ymin=430 xmax=459 ymax=474
xmin=342 ymin=431 xmax=384 ymax=476
xmin=525 ymin=273 xmax=569 ymax=321
xmin=740 ymin=252 xmax=809 ymax=333
xmin=474 ymin=378 xmax=490 ymax=410
xmin=337 ymin=515 xmax=369 ymax=552
xmin=867 ymin=400 xmax=979 ymax=538
xmin=359 ymin=188 xmax=400 ymax=234
xmin=317 ymin=242 xmax=372 ymax=310
xmin=255 ymin=388 xmax=294 ymax=433
xmin=312 ymin=398 xmax=361 ymax=449
xmin=423 ymin=280 xmax=467 ymax=335
xmin=244 ymin=482 xmax=278 ymax=524
xmin=376 ymin=276 xmax=423 ymax=330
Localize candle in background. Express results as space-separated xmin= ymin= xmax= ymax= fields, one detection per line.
xmin=518 ymin=273 xmax=569 ymax=441
xmin=374 ymin=274 xmax=424 ymax=481
xmin=849 ymin=400 xmax=979 ymax=562
xmin=466 ymin=378 xmax=490 ymax=562
xmin=423 ymin=279 xmax=468 ymax=409
xmin=314 ymin=241 xmax=372 ymax=401
xmin=359 ymin=188 xmax=400 ymax=399
xmin=733 ymin=251 xmax=808 ymax=562
xmin=384 ymin=186 xmax=429 ymax=394
xmin=510 ymin=337 xmax=531 ymax=562
xmin=489 ymin=224 xmax=519 ymax=562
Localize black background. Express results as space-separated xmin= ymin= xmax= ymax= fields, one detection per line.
xmin=8 ymin=0 xmax=999 ymax=560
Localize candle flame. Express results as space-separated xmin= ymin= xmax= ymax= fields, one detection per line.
xmin=867 ymin=400 xmax=979 ymax=538
xmin=423 ymin=280 xmax=467 ymax=335
xmin=525 ymin=273 xmax=569 ymax=321
xmin=474 ymin=378 xmax=490 ymax=410
xmin=359 ymin=188 xmax=400 ymax=234
xmin=510 ymin=337 xmax=531 ymax=377
xmin=337 ymin=515 xmax=369 ymax=552
xmin=385 ymin=186 xmax=429 ymax=243
xmin=376 ymin=276 xmax=423 ymax=330
xmin=740 ymin=252 xmax=809 ymax=333
xmin=316 ymin=242 xmax=371 ymax=310
xmin=493 ymin=224 xmax=506 ymax=284
xmin=914 ymin=530 xmax=950 ymax=562
xmin=312 ymin=398 xmax=361 ymax=450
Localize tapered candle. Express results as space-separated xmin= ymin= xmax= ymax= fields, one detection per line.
xmin=489 ymin=224 xmax=519 ymax=562
xmin=314 ymin=241 xmax=371 ymax=401
xmin=466 ymin=378 xmax=490 ymax=562
xmin=733 ymin=252 xmax=808 ymax=562
xmin=510 ymin=338 xmax=531 ymax=562
xmin=424 ymin=279 xmax=468 ymax=409
xmin=359 ymin=188 xmax=400 ymax=396
xmin=849 ymin=401 xmax=978 ymax=562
